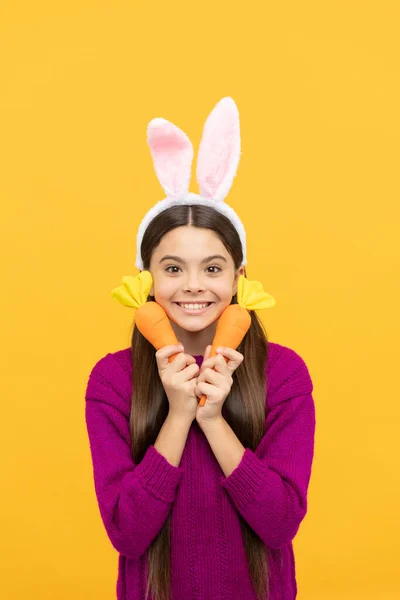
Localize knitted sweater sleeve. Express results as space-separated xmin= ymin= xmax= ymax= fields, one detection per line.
xmin=84 ymin=354 xmax=184 ymax=559
xmin=220 ymin=348 xmax=316 ymax=549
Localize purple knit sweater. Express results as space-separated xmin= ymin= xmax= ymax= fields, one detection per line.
xmin=84 ymin=341 xmax=316 ymax=599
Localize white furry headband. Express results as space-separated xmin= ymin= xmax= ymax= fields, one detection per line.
xmin=135 ymin=97 xmax=247 ymax=271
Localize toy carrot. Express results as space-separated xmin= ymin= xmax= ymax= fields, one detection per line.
xmin=111 ymin=271 xmax=276 ymax=407
xmin=198 ymin=275 xmax=276 ymax=406
xmin=111 ymin=271 xmax=181 ymax=363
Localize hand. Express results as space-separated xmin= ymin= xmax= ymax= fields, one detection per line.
xmin=195 ymin=345 xmax=244 ymax=425
xmin=155 ymin=344 xmax=200 ymax=423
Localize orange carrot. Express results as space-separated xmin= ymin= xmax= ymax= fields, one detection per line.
xmin=111 ymin=273 xmax=182 ymax=364
xmin=112 ymin=271 xmax=276 ymax=407
xmin=134 ymin=301 xmax=181 ymax=363
xmin=198 ymin=305 xmax=251 ymax=407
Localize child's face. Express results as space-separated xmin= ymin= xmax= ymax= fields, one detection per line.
xmin=148 ymin=226 xmax=244 ymax=337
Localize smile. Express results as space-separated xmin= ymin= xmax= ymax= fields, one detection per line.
xmin=174 ymin=302 xmax=215 ymax=315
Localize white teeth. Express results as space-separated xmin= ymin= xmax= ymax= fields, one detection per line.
xmin=178 ymin=303 xmax=210 ymax=309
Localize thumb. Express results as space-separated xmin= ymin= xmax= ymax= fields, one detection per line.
xmin=199 ymin=345 xmax=212 ymax=376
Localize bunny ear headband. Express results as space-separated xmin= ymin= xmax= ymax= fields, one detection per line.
xmin=135 ymin=96 xmax=246 ymax=271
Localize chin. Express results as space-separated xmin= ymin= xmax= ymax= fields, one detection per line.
xmin=169 ymin=311 xmax=220 ymax=329
xmin=169 ymin=317 xmax=218 ymax=330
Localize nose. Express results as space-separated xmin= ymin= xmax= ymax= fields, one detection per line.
xmin=184 ymin=274 xmax=206 ymax=292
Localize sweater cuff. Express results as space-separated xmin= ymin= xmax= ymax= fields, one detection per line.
xmin=136 ymin=444 xmax=185 ymax=503
xmin=220 ymin=448 xmax=265 ymax=509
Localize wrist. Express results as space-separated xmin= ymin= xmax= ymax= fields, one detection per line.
xmin=168 ymin=412 xmax=194 ymax=429
xmin=197 ymin=415 xmax=225 ymax=432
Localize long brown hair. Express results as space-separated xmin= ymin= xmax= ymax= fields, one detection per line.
xmin=129 ymin=204 xmax=280 ymax=600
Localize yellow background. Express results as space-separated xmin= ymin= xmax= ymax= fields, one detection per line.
xmin=1 ymin=1 xmax=399 ymax=598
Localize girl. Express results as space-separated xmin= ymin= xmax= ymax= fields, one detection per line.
xmin=85 ymin=98 xmax=316 ymax=600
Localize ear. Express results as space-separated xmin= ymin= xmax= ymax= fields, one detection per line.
xmin=147 ymin=118 xmax=194 ymax=198
xmin=196 ymin=97 xmax=241 ymax=202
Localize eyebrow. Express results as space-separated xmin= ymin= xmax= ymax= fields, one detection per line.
xmin=159 ymin=254 xmax=228 ymax=265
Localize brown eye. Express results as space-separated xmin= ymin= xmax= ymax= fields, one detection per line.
xmin=165 ymin=265 xmax=221 ymax=274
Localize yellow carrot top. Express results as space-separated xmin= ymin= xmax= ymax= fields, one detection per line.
xmin=236 ymin=274 xmax=276 ymax=310
xmin=111 ymin=271 xmax=276 ymax=312
xmin=111 ymin=271 xmax=153 ymax=310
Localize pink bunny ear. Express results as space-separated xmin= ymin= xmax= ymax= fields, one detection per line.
xmin=147 ymin=118 xmax=193 ymax=198
xmin=196 ymin=97 xmax=241 ymax=202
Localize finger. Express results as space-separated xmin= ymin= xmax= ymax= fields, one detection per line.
xmin=201 ymin=347 xmax=224 ymax=369
xmin=211 ymin=354 xmax=236 ymax=377
xmin=156 ymin=347 xmax=190 ymax=373
xmin=156 ymin=344 xmax=183 ymax=359
xmin=171 ymin=352 xmax=197 ymax=373
xmin=215 ymin=347 xmax=243 ymax=371
xmin=216 ymin=347 xmax=243 ymax=361
xmin=202 ymin=353 xmax=229 ymax=371
xmin=155 ymin=345 xmax=183 ymax=370
xmin=199 ymin=345 xmax=212 ymax=374
xmin=202 ymin=345 xmax=211 ymax=365
xmin=196 ymin=380 xmax=215 ymax=397
xmin=181 ymin=362 xmax=200 ymax=382
xmin=200 ymin=367 xmax=223 ymax=386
